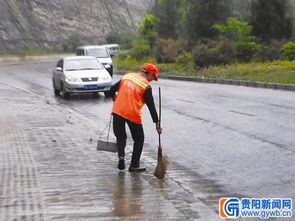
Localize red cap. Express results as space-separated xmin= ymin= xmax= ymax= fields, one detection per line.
xmin=142 ymin=63 xmax=158 ymax=81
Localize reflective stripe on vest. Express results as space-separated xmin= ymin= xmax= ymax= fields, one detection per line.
xmin=112 ymin=73 xmax=150 ymax=124
xmin=122 ymin=75 xmax=147 ymax=89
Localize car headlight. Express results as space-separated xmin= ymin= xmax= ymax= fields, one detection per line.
xmin=101 ymin=76 xmax=111 ymax=81
xmin=104 ymin=64 xmax=111 ymax=69
xmin=65 ymin=76 xmax=81 ymax=83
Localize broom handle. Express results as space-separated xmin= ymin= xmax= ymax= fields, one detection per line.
xmin=158 ymin=87 xmax=161 ymax=147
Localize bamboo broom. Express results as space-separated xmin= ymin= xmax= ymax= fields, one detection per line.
xmin=154 ymin=87 xmax=168 ymax=179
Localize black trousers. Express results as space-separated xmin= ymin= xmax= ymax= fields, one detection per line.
xmin=112 ymin=113 xmax=144 ymax=167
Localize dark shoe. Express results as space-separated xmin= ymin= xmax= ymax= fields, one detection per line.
xmin=128 ymin=166 xmax=146 ymax=172
xmin=118 ymin=158 xmax=125 ymax=170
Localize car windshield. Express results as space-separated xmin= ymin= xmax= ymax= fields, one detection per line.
xmin=64 ymin=59 xmax=103 ymax=71
xmin=86 ymin=48 xmax=109 ymax=58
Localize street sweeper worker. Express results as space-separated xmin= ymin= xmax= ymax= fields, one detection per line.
xmin=109 ymin=63 xmax=162 ymax=172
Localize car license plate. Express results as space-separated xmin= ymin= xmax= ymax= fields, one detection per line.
xmin=84 ymin=85 xmax=97 ymax=90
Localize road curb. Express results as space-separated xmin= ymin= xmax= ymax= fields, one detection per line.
xmin=115 ymin=71 xmax=295 ymax=92
xmin=160 ymin=75 xmax=295 ymax=92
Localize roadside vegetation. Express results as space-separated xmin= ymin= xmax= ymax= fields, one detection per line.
xmin=114 ymin=58 xmax=295 ymax=85
xmin=1 ymin=0 xmax=294 ymax=84
xmin=112 ymin=0 xmax=295 ymax=84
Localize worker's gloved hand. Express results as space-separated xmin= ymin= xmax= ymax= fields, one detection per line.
xmin=156 ymin=122 xmax=162 ymax=134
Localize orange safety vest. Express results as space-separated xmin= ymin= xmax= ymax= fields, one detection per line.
xmin=112 ymin=72 xmax=150 ymax=124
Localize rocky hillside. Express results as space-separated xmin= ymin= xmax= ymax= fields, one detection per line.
xmin=0 ymin=0 xmax=153 ymax=50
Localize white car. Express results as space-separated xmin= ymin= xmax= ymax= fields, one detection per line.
xmin=102 ymin=44 xmax=120 ymax=57
xmin=76 ymin=45 xmax=113 ymax=77
xmin=52 ymin=56 xmax=113 ymax=99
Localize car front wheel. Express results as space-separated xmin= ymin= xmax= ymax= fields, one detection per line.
xmin=60 ymin=83 xmax=70 ymax=99
xmin=92 ymin=92 xmax=100 ymax=98
xmin=104 ymin=91 xmax=111 ymax=97
xmin=53 ymin=80 xmax=60 ymax=96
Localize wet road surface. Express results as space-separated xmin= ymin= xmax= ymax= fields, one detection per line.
xmin=0 ymin=62 xmax=294 ymax=220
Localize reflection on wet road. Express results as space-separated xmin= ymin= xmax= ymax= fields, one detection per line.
xmin=112 ymin=173 xmax=145 ymax=218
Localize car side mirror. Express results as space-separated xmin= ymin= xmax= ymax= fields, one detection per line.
xmin=56 ymin=67 xmax=62 ymax=72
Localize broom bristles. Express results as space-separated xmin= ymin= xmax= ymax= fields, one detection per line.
xmin=154 ymin=155 xmax=169 ymax=179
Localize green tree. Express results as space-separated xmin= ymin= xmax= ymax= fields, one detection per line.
xmin=185 ymin=0 xmax=231 ymax=45
xmin=250 ymin=0 xmax=293 ymax=42
xmin=152 ymin=0 xmax=185 ymax=39
xmin=281 ymin=41 xmax=295 ymax=60
xmin=213 ymin=17 xmax=254 ymax=42
xmin=130 ymin=37 xmax=150 ymax=61
xmin=213 ymin=17 xmax=262 ymax=62
xmin=138 ymin=14 xmax=158 ymax=49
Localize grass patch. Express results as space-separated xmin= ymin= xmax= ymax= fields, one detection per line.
xmin=196 ymin=61 xmax=295 ymax=84
xmin=114 ymin=58 xmax=295 ymax=85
